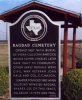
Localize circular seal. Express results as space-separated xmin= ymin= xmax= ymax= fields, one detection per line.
xmin=21 ymin=15 xmax=47 ymax=41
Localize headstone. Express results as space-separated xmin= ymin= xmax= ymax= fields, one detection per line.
xmin=8 ymin=10 xmax=60 ymax=100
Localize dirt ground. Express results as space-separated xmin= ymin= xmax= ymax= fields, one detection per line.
xmin=0 ymin=41 xmax=82 ymax=67
xmin=0 ymin=41 xmax=8 ymax=66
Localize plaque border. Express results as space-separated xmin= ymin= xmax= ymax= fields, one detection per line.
xmin=8 ymin=10 xmax=61 ymax=100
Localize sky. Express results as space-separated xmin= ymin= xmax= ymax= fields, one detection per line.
xmin=0 ymin=0 xmax=82 ymax=40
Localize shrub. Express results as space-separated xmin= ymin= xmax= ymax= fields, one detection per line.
xmin=0 ymin=65 xmax=8 ymax=96
xmin=76 ymin=58 xmax=82 ymax=68
xmin=62 ymin=69 xmax=82 ymax=100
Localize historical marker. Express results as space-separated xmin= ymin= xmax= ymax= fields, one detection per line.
xmin=8 ymin=10 xmax=60 ymax=99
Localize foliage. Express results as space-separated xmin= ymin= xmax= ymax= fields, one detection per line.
xmin=62 ymin=69 xmax=82 ymax=100
xmin=0 ymin=65 xmax=8 ymax=96
xmin=76 ymin=58 xmax=82 ymax=68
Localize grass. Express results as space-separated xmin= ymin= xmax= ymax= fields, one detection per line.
xmin=0 ymin=65 xmax=8 ymax=96
xmin=0 ymin=42 xmax=9 ymax=98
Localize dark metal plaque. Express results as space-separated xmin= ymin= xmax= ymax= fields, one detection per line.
xmin=9 ymin=10 xmax=60 ymax=99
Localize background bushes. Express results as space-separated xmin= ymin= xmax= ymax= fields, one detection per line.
xmin=62 ymin=69 xmax=82 ymax=100
xmin=76 ymin=58 xmax=82 ymax=68
xmin=0 ymin=65 xmax=8 ymax=96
